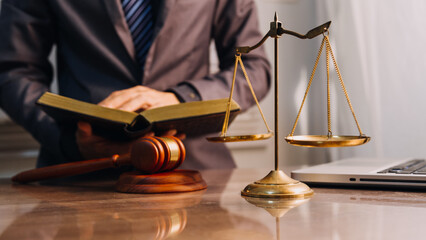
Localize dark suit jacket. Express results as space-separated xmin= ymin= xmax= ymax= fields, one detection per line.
xmin=0 ymin=0 xmax=270 ymax=169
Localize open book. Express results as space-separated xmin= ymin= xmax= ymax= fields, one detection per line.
xmin=37 ymin=92 xmax=240 ymax=140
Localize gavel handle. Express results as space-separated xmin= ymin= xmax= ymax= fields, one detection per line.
xmin=11 ymin=154 xmax=131 ymax=183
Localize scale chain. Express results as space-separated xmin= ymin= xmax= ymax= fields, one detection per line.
xmin=289 ymin=34 xmax=365 ymax=137
xmin=324 ymin=36 xmax=364 ymax=136
xmin=220 ymin=54 xmax=272 ymax=137
xmin=289 ymin=37 xmax=326 ymax=136
xmin=220 ymin=54 xmax=239 ymax=137
xmin=237 ymin=56 xmax=272 ymax=134
xmin=326 ymin=34 xmax=332 ymax=136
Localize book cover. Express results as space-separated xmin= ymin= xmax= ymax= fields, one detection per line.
xmin=37 ymin=92 xmax=241 ymax=140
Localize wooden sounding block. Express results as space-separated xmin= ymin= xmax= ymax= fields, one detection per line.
xmin=116 ymin=170 xmax=207 ymax=193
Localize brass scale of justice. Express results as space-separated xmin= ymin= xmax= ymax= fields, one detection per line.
xmin=207 ymin=13 xmax=370 ymax=198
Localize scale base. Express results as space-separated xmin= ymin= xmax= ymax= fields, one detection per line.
xmin=241 ymin=170 xmax=313 ymax=198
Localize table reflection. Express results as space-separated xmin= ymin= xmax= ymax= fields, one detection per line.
xmin=1 ymin=182 xmax=203 ymax=239
xmin=1 ymin=170 xmax=273 ymax=239
xmin=242 ymin=196 xmax=311 ymax=240
xmin=2 ymin=169 xmax=424 ymax=239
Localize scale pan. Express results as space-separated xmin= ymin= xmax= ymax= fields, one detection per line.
xmin=207 ymin=133 xmax=273 ymax=143
xmin=285 ymin=135 xmax=370 ymax=147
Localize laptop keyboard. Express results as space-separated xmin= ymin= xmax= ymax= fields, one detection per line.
xmin=378 ymin=159 xmax=426 ymax=175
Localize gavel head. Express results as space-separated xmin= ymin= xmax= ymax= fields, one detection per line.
xmin=130 ymin=136 xmax=186 ymax=174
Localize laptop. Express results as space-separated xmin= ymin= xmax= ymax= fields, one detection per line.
xmin=291 ymin=158 xmax=426 ymax=189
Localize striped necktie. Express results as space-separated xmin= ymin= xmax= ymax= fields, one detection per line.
xmin=122 ymin=0 xmax=153 ymax=70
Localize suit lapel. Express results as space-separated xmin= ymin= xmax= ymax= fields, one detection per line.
xmin=142 ymin=0 xmax=176 ymax=83
xmin=103 ymin=0 xmax=176 ymax=83
xmin=103 ymin=0 xmax=136 ymax=61
xmin=153 ymin=0 xmax=176 ymax=39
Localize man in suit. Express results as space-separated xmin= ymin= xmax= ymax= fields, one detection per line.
xmin=0 ymin=0 xmax=270 ymax=170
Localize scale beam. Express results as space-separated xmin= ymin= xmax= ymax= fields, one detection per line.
xmin=236 ymin=16 xmax=331 ymax=54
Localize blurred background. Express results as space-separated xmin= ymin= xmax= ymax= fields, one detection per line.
xmin=1 ymin=0 xmax=426 ymax=177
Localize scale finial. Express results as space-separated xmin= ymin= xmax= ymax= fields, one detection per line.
xmin=274 ymin=12 xmax=278 ymax=22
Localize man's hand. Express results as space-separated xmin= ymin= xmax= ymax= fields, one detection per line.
xmin=76 ymin=122 xmax=185 ymax=160
xmin=75 ymin=121 xmax=149 ymax=160
xmin=77 ymin=86 xmax=183 ymax=160
xmin=98 ymin=85 xmax=180 ymax=112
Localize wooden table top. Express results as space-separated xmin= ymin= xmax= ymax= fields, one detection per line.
xmin=1 ymin=168 xmax=425 ymax=240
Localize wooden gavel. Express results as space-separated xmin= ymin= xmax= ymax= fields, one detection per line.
xmin=12 ymin=136 xmax=186 ymax=183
